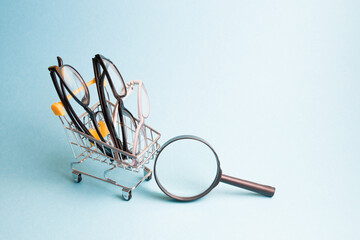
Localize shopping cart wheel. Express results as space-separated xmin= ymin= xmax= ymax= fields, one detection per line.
xmin=145 ymin=172 xmax=152 ymax=181
xmin=144 ymin=167 xmax=152 ymax=181
xmin=122 ymin=189 xmax=132 ymax=201
xmin=72 ymin=172 xmax=82 ymax=183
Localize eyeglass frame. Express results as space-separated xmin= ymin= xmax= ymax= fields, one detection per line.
xmin=48 ymin=57 xmax=108 ymax=149
xmin=112 ymin=79 xmax=150 ymax=156
xmin=92 ymin=54 xmax=130 ymax=154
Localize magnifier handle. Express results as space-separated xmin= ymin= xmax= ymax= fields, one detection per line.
xmin=220 ymin=174 xmax=275 ymax=197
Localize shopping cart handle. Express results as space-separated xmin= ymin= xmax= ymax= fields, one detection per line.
xmin=51 ymin=102 xmax=66 ymax=116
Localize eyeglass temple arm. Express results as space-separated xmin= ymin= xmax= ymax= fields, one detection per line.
xmin=220 ymin=174 xmax=276 ymax=197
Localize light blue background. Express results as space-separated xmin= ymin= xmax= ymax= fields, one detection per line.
xmin=1 ymin=0 xmax=359 ymax=239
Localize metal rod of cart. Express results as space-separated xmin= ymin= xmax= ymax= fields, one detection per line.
xmin=51 ymin=90 xmax=160 ymax=201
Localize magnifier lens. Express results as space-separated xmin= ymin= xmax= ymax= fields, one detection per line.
xmin=154 ymin=138 xmax=219 ymax=198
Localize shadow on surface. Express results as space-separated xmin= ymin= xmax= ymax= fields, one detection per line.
xmin=136 ymin=183 xmax=269 ymax=203
xmin=215 ymin=187 xmax=276 ymax=198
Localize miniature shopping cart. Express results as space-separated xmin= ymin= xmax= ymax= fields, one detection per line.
xmin=51 ymin=87 xmax=161 ymax=201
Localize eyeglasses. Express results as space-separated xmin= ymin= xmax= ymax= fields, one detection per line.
xmin=48 ymin=57 xmax=111 ymax=155
xmin=92 ymin=54 xmax=135 ymax=156
xmin=112 ymin=80 xmax=150 ymax=158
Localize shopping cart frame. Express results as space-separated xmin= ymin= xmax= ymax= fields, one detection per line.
xmin=52 ymin=98 xmax=161 ymax=201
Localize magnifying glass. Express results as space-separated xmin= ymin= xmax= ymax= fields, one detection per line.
xmin=154 ymin=135 xmax=276 ymax=201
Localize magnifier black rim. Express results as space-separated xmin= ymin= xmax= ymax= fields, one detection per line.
xmin=154 ymin=135 xmax=222 ymax=202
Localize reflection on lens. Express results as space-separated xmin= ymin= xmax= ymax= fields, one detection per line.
xmin=103 ymin=59 xmax=125 ymax=95
xmin=61 ymin=66 xmax=88 ymax=105
xmin=155 ymin=137 xmax=219 ymax=198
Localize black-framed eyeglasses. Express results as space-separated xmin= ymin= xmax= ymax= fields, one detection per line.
xmin=48 ymin=57 xmax=110 ymax=155
xmin=92 ymin=54 xmax=134 ymax=154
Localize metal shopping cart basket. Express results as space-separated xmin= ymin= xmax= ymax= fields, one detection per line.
xmin=51 ymin=84 xmax=161 ymax=201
